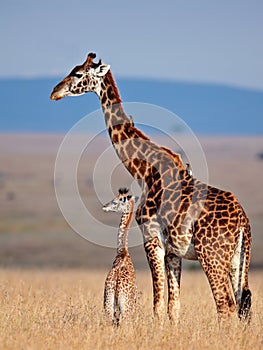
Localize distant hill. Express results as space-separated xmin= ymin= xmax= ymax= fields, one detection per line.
xmin=0 ymin=77 xmax=262 ymax=134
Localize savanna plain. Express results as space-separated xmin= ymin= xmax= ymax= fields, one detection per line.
xmin=0 ymin=134 xmax=262 ymax=349
xmin=0 ymin=269 xmax=262 ymax=350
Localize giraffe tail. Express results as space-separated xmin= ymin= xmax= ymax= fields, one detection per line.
xmin=238 ymin=289 xmax=252 ymax=321
xmin=238 ymin=224 xmax=252 ymax=322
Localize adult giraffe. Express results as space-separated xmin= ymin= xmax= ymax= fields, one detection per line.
xmin=50 ymin=53 xmax=252 ymax=322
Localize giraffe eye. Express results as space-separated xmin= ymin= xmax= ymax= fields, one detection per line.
xmin=74 ymin=72 xmax=83 ymax=78
xmin=121 ymin=197 xmax=126 ymax=203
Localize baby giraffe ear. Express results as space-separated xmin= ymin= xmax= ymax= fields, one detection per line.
xmin=95 ymin=64 xmax=111 ymax=77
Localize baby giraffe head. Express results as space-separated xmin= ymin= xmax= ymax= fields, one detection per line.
xmin=50 ymin=52 xmax=110 ymax=100
xmin=102 ymin=188 xmax=139 ymax=214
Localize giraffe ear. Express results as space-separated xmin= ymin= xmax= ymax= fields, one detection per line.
xmin=134 ymin=196 xmax=139 ymax=203
xmin=95 ymin=64 xmax=110 ymax=77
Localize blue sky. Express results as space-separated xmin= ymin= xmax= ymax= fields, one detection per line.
xmin=1 ymin=0 xmax=263 ymax=90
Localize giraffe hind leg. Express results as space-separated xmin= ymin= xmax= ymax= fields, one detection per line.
xmin=114 ymin=272 xmax=131 ymax=325
xmin=104 ymin=270 xmax=117 ymax=324
xmin=104 ymin=286 xmax=116 ymax=323
xmin=199 ymin=255 xmax=236 ymax=320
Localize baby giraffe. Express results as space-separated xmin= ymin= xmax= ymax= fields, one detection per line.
xmin=102 ymin=188 xmax=138 ymax=325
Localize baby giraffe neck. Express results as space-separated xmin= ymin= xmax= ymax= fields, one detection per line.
xmin=117 ymin=211 xmax=133 ymax=254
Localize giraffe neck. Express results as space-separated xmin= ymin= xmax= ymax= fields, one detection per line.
xmin=117 ymin=210 xmax=133 ymax=254
xmin=99 ymin=70 xmax=147 ymax=127
xmin=98 ymin=71 xmax=153 ymax=181
xmin=98 ymin=71 xmax=186 ymax=189
xmin=99 ymin=70 xmax=123 ymax=108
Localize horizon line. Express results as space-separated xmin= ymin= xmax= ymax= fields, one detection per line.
xmin=0 ymin=75 xmax=262 ymax=93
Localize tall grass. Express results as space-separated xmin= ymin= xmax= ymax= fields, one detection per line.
xmin=0 ymin=269 xmax=262 ymax=349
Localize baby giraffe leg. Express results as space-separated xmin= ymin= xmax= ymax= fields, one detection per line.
xmin=104 ymin=270 xmax=117 ymax=323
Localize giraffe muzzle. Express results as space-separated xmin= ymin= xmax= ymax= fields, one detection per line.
xmin=50 ymin=89 xmax=64 ymax=101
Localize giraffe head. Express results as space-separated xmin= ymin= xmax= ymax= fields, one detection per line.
xmin=102 ymin=188 xmax=139 ymax=214
xmin=50 ymin=53 xmax=110 ymax=100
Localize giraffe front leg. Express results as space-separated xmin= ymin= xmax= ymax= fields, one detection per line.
xmin=136 ymin=207 xmax=166 ymax=319
xmin=165 ymin=253 xmax=182 ymax=323
xmin=144 ymin=236 xmax=166 ymax=320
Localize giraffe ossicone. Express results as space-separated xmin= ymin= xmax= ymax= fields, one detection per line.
xmin=51 ymin=52 xmax=252 ymax=323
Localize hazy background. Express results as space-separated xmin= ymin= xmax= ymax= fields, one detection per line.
xmin=0 ymin=1 xmax=262 ymax=270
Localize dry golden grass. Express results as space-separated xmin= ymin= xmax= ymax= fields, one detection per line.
xmin=0 ymin=269 xmax=262 ymax=350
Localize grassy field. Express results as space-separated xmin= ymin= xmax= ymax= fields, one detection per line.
xmin=0 ymin=134 xmax=263 ymax=349
xmin=0 ymin=269 xmax=262 ymax=350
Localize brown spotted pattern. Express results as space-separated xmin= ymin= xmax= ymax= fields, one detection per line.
xmin=102 ymin=189 xmax=137 ymax=325
xmin=50 ymin=53 xmax=252 ymax=322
